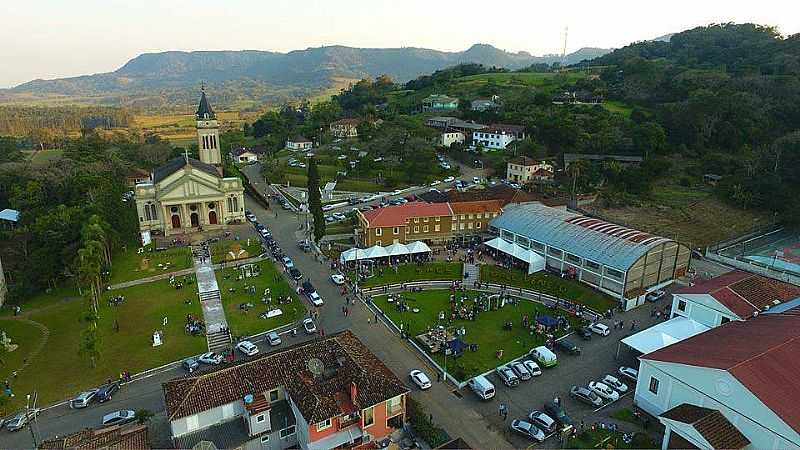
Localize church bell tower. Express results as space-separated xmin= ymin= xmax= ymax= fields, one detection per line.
xmin=196 ymin=86 xmax=222 ymax=170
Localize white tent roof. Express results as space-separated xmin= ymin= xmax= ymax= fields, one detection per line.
xmin=0 ymin=209 xmax=19 ymax=222
xmin=484 ymin=237 xmax=545 ymax=274
xmin=363 ymin=245 xmax=389 ymax=259
xmin=340 ymin=248 xmax=370 ymax=262
xmin=621 ymin=316 xmax=710 ymax=355
xmin=406 ymin=241 xmax=432 ymax=254
xmin=385 ymin=242 xmax=410 ymax=256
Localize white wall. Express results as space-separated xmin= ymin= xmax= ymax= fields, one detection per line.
xmin=170 ymin=400 xmax=246 ymax=437
xmin=670 ymin=293 xmax=740 ymax=327
xmin=635 ymin=360 xmax=800 ymax=449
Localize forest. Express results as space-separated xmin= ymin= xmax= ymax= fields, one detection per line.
xmin=0 ymin=105 xmax=132 ymax=138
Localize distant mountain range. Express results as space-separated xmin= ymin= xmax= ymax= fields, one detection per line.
xmin=0 ymin=44 xmax=610 ymax=109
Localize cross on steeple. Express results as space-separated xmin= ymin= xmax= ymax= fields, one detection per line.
xmin=183 ymin=147 xmax=190 ymax=163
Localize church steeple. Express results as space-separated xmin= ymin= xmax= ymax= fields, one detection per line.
xmin=196 ymin=86 xmax=222 ymax=170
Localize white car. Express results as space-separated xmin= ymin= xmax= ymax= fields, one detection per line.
xmin=267 ymin=331 xmax=282 ymax=346
xmin=589 ymin=322 xmax=610 ymax=336
xmin=101 ymin=410 xmax=135 ymax=427
xmin=430 ymin=180 xmax=441 ymax=186
xmin=510 ymin=361 xmax=532 ymax=380
xmin=588 ymin=381 xmax=620 ymax=402
xmin=522 ymin=360 xmax=542 ymax=377
xmin=619 ymin=366 xmax=639 ymax=382
xmin=308 ymin=291 xmax=324 ymax=307
xmin=602 ymin=374 xmax=628 ymax=393
xmin=472 ymin=176 xmax=481 ymax=184
xmin=245 ymin=213 xmax=257 ymax=223
xmin=303 ymin=318 xmax=317 ymax=334
xmin=322 ymin=204 xmax=335 ymax=211
xmin=331 ymin=273 xmax=346 ymax=285
xmin=282 ymin=256 xmax=294 ymax=269
xmin=443 ymin=176 xmax=455 ymax=183
xmin=198 ymin=352 xmax=223 ymax=365
xmin=409 ymin=369 xmax=432 ymax=390
xmin=236 ymin=340 xmax=259 ymax=356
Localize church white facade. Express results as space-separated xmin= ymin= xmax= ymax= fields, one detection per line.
xmin=134 ymin=89 xmax=246 ymax=238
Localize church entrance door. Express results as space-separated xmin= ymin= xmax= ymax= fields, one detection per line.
xmin=208 ymin=211 xmax=218 ymax=225
xmin=190 ymin=213 xmax=199 ymax=228
xmin=171 ymin=214 xmax=181 ymax=229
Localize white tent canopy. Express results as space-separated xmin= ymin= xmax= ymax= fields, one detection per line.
xmin=363 ymin=246 xmax=389 ymax=259
xmin=340 ymin=248 xmax=370 ymax=262
xmin=340 ymin=241 xmax=432 ymax=264
xmin=406 ymin=241 xmax=432 ymax=254
xmin=484 ymin=237 xmax=545 ymax=274
xmin=621 ymin=316 xmax=710 ymax=355
xmin=385 ymin=242 xmax=410 ymax=256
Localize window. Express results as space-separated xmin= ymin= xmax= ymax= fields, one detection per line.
xmin=585 ymin=260 xmax=601 ymax=271
xmin=467 ymin=222 xmax=473 ymax=229
xmin=435 ymin=217 xmax=441 ymax=222
xmin=459 ymin=223 xmax=465 ymax=230
xmin=375 ymin=228 xmax=382 ymax=236
xmin=434 ymin=224 xmax=440 ymax=232
xmin=405 ymin=226 xmax=409 ymax=233
xmin=476 ymin=222 xmax=481 ymax=229
xmin=414 ymin=218 xmax=419 ymax=223
xmin=451 ymin=223 xmax=456 ymax=231
xmin=423 ymin=225 xmax=429 ymax=232
xmin=605 ymin=268 xmax=624 ymax=280
xmin=648 ymin=377 xmax=660 ymax=395
xmin=423 ymin=217 xmax=429 ymax=222
xmin=363 ymin=406 xmax=375 ymax=427
xmin=376 ymin=240 xmax=381 ymax=246
xmin=280 ymin=426 xmax=296 ymax=438
xmin=460 ymin=214 xmax=465 ymax=220
xmin=566 ymin=253 xmax=582 ymax=264
xmin=476 ymin=213 xmax=482 ymax=219
xmin=144 ymin=204 xmax=151 ymax=221
xmin=413 ymin=226 xmax=419 ymax=233
xmin=677 ymin=300 xmax=687 ymax=312
xmin=269 ymin=389 xmax=279 ymax=401
xmin=393 ymin=227 xmax=399 ymax=235
xmin=261 ymin=435 xmax=270 ymax=443
xmin=468 ymin=214 xmax=473 ymax=220
xmin=386 ymin=395 xmax=403 ymax=416
xmin=256 ymin=414 xmax=265 ymax=423
xmin=547 ymin=247 xmax=563 ymax=257
xmin=317 ymin=418 xmax=332 ymax=431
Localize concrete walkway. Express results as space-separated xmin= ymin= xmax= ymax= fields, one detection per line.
xmin=192 ymin=244 xmax=232 ymax=354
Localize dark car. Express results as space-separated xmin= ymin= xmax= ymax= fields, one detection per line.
xmin=577 ymin=327 xmax=592 ymax=340
xmin=95 ymin=382 xmax=120 ymax=403
xmin=555 ymin=339 xmax=581 ymax=355
xmin=255 ymin=223 xmax=265 ymax=231
xmin=543 ymin=401 xmax=574 ymax=430
xmin=301 ymin=280 xmax=315 ymax=294
xmin=289 ymin=268 xmax=303 ymax=280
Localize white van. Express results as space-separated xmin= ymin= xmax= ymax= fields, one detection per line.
xmin=467 ymin=375 xmax=496 ymax=400
xmin=530 ymin=346 xmax=558 ymax=368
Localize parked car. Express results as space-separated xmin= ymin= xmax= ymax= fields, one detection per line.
xmin=602 ymin=374 xmax=629 ymax=393
xmin=332 ymin=212 xmax=346 ymax=221
xmin=297 ymin=240 xmax=312 ymax=251
xmin=281 ymin=256 xmax=294 ymax=269
xmin=101 ymin=410 xmax=135 ymax=427
xmin=510 ymin=361 xmax=532 ymax=380
xmin=430 ymin=180 xmax=441 ymax=186
xmin=259 ymin=229 xmax=271 ymax=239
xmin=182 ymin=357 xmax=200 ymax=373
xmin=70 ymin=389 xmax=99 ymax=409
xmin=307 ymin=291 xmax=324 ymax=307
xmin=330 ymin=273 xmax=346 ymax=285
xmin=409 ymin=369 xmax=432 ymax=390
xmin=570 ymin=386 xmax=603 ymax=406
xmin=495 ymin=365 xmax=520 ymax=387
xmin=618 ymin=366 xmax=639 ymax=382
xmin=325 ymin=215 xmax=336 ymax=223
xmin=510 ymin=419 xmax=545 ymax=442
xmin=236 ymin=340 xmax=259 ymax=356
xmin=646 ymin=290 xmax=666 ymax=302
xmin=555 ymin=339 xmax=581 ymax=355
xmin=588 ymin=381 xmax=620 ymax=402
xmin=443 ymin=176 xmax=455 ymax=183
xmin=528 ymin=410 xmax=557 ymax=434
xmin=245 ymin=212 xmax=257 ymax=223
xmin=544 ymin=401 xmax=574 ymax=430
xmin=467 ymin=375 xmax=495 ymax=400
xmin=198 ymin=352 xmax=223 ymax=365
xmin=577 ymin=327 xmax=592 ymax=340
xmin=322 ymin=204 xmax=335 ymax=211
xmin=529 ymin=346 xmax=557 ymax=367
xmin=95 ymin=382 xmax=120 ymax=403
xmin=472 ymin=176 xmax=481 ymax=184
xmin=267 ymin=331 xmax=282 ymax=346
xmin=522 ymin=360 xmax=542 ymax=377
xmin=6 ymin=409 xmax=39 ymax=432
xmin=589 ymin=322 xmax=611 ymax=336
xmin=302 ymin=318 xmax=317 ymax=334
xmin=289 ymin=268 xmax=303 ymax=280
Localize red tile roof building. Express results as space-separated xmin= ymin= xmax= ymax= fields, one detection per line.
xmin=39 ymin=424 xmax=150 ymax=450
xmin=356 ymin=203 xmax=454 ymax=246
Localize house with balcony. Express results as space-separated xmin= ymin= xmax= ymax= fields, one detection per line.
xmin=162 ymin=331 xmax=408 ymax=450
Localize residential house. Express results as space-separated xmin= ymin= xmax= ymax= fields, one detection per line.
xmin=39 ymin=424 xmax=150 ymax=449
xmin=163 ymin=331 xmax=408 ymax=450
xmin=422 ymin=94 xmax=459 ymax=112
xmin=231 ymin=145 xmax=267 ymax=164
xmin=439 ymin=131 xmax=465 ymax=148
xmin=425 ymin=117 xmax=487 ymax=136
xmin=670 ymin=270 xmax=800 ymax=328
xmin=635 ymin=313 xmax=800 ymax=449
xmin=356 ymin=203 xmax=453 ymax=247
xmin=286 ymin=136 xmax=313 ymax=151
xmin=330 ymin=119 xmax=361 ymax=138
xmin=126 ymin=168 xmax=152 ymax=187
xmin=471 ymin=96 xmax=500 ymax=112
xmin=450 ymin=200 xmax=503 ymax=237
xmin=472 ymin=125 xmax=524 ymax=151
xmin=490 ymin=124 xmax=526 ymax=140
xmin=506 ymin=157 xmax=554 ymax=184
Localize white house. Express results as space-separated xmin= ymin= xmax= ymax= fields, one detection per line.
xmin=286 ymin=136 xmax=313 ymax=151
xmin=439 ymin=131 xmax=465 ymax=148
xmin=634 ymin=313 xmax=800 ymax=449
xmin=506 ymin=156 xmax=554 ymax=184
xmin=670 ymin=270 xmax=800 ymax=328
xmin=472 ymin=127 xmax=516 ymax=151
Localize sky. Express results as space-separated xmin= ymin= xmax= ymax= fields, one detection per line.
xmin=1 ymin=0 xmax=797 ymax=88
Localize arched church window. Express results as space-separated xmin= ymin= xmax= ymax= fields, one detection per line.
xmin=190 ymin=205 xmax=197 ymax=212
xmin=207 ymin=203 xmax=216 ymax=210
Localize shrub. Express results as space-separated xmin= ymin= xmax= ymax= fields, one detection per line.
xmin=407 ymin=397 xmax=450 ymax=447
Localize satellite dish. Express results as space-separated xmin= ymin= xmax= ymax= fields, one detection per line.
xmin=307 ymin=358 xmax=325 ymax=377
xmin=244 ymin=394 xmax=254 ymax=404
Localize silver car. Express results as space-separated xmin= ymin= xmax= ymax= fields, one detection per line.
xmin=70 ymin=389 xmax=99 ymax=409
xmin=6 ymin=409 xmax=39 ymax=432
xmin=268 ymin=331 xmax=282 ymax=346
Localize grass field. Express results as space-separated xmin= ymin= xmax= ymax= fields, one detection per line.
xmin=567 ymin=430 xmax=657 ymax=449
xmin=456 ymin=71 xmax=587 ymax=86
xmin=0 ymin=279 xmax=207 ymax=414
xmin=108 ymin=245 xmax=193 ymax=285
xmin=216 ymin=261 xmax=305 ymax=337
xmin=22 ymin=149 xmax=65 ymax=166
xmin=373 ymin=290 xmax=579 ymax=380
xmin=131 ymin=111 xmax=257 ymax=142
xmin=210 ymin=238 xmax=263 ymax=264
xmin=480 ymin=265 xmax=617 ymax=312
xmin=355 ymin=262 xmax=464 ymax=287
xmin=602 ymin=100 xmax=635 ymax=117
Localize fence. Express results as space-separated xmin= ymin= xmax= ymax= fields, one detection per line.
xmin=706 ymin=226 xmax=800 ymax=285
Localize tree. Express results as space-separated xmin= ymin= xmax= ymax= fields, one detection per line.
xmin=307 ymin=158 xmax=325 ymax=242
xmin=567 ymin=160 xmax=590 ymax=197
xmin=135 ymin=409 xmax=155 ymax=424
xmin=78 ymin=324 xmax=101 ymax=368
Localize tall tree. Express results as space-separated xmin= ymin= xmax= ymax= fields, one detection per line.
xmin=307 ymin=158 xmax=325 ymax=242
xmin=78 ymin=323 xmax=101 ymax=368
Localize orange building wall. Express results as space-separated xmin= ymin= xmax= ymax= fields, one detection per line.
xmin=307 ymin=416 xmax=340 ymax=442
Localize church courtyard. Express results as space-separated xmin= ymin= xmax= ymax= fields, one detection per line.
xmin=107 ymin=244 xmax=193 ymax=285
xmin=210 ymin=238 xmax=263 ymax=264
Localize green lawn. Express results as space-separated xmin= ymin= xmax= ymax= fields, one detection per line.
xmin=611 ymin=408 xmax=640 ymax=426
xmin=480 ymin=265 xmax=617 ymax=313
xmin=456 ymin=71 xmax=586 ymax=86
xmin=0 ymin=279 xmax=207 ymax=414
xmin=0 ymin=318 xmax=47 ymax=384
xmin=355 ymin=262 xmax=464 ymax=288
xmin=373 ymin=290 xmax=581 ymax=380
xmin=216 ymin=261 xmax=306 ymax=337
xmin=108 ymin=244 xmax=193 ymax=285
xmin=210 ymin=238 xmax=263 ymax=264
xmin=602 ymin=100 xmax=635 ymax=117
xmin=567 ymin=430 xmax=657 ymax=449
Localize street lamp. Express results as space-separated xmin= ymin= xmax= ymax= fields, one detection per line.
xmin=26 ymin=392 xmax=38 ymax=447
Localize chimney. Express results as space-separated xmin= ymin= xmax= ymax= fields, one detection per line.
xmin=350 ymin=381 xmax=358 ymax=404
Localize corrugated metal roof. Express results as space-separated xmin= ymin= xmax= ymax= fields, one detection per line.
xmin=489 ymin=203 xmax=674 ymax=270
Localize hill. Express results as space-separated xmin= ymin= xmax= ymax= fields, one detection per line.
xmin=0 ymin=44 xmax=609 ymax=110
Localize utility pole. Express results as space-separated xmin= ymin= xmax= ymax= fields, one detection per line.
xmin=26 ymin=392 xmax=38 ymax=448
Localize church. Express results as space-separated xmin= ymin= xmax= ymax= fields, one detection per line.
xmin=134 ymin=89 xmax=246 ymax=239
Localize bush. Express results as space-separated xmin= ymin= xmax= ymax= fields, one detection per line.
xmin=407 ymin=397 xmax=450 ymax=447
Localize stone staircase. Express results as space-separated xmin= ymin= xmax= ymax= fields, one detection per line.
xmin=206 ymin=329 xmax=232 ymax=353
xmin=198 ymin=288 xmax=221 ymax=303
xmin=463 ymin=263 xmax=480 ymax=283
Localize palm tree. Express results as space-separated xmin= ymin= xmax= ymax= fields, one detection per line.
xmin=78 ymin=240 xmax=104 ymax=313
xmin=568 ymin=159 xmax=590 ymax=197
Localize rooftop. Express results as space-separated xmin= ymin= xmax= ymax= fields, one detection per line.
xmin=152 ymin=156 xmax=220 ymax=183
xmin=446 ymin=184 xmax=547 ymax=206
xmin=643 ymin=313 xmax=800 ymax=433
xmin=675 ymin=271 xmax=800 ymax=318
xmin=660 ymin=404 xmax=750 ymax=450
xmin=331 ymin=118 xmax=362 ymax=126
xmin=39 ymin=424 xmax=150 ymax=450
xmin=449 ymin=200 xmax=503 ymax=214
xmin=195 ymin=90 xmax=215 ymax=119
xmin=163 ymin=331 xmax=407 ymax=424
xmin=361 ymin=203 xmax=453 ymax=228
xmin=508 ymin=156 xmax=543 ymax=167
xmin=289 ymin=135 xmax=312 ymax=143
xmin=489 ymin=203 xmax=677 ymax=270
xmin=0 ymin=208 xmax=20 ymax=222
